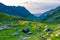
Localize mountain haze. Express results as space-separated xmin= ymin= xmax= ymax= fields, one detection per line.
xmin=39 ymin=6 xmax=60 ymax=23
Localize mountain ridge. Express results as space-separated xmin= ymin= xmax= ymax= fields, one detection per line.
xmin=38 ymin=6 xmax=60 ymax=23
xmin=0 ymin=3 xmax=38 ymax=21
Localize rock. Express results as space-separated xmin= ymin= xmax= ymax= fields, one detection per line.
xmin=22 ymin=29 xmax=28 ymax=33
xmin=44 ymin=28 xmax=53 ymax=32
xmin=27 ymin=32 xmax=32 ymax=34
xmin=48 ymin=32 xmax=52 ymax=34
xmin=22 ymin=28 xmax=32 ymax=34
xmin=4 ymin=26 xmax=7 ymax=29
xmin=12 ymin=32 xmax=19 ymax=36
xmin=22 ymin=28 xmax=30 ymax=33
xmin=40 ymin=36 xmax=47 ymax=40
xmin=26 ymin=28 xmax=30 ymax=32
xmin=14 ymin=27 xmax=20 ymax=30
xmin=7 ymin=24 xmax=12 ymax=27
xmin=0 ymin=27 xmax=4 ymax=30
xmin=36 ymin=26 xmax=41 ymax=28
xmin=7 ymin=25 xmax=12 ymax=29
xmin=19 ymin=35 xmax=24 ymax=40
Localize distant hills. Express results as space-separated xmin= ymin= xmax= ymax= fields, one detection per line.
xmin=0 ymin=12 xmax=31 ymax=22
xmin=34 ymin=13 xmax=41 ymax=17
xmin=39 ymin=6 xmax=60 ymax=23
xmin=0 ymin=3 xmax=60 ymax=23
xmin=0 ymin=12 xmax=18 ymax=22
xmin=0 ymin=3 xmax=38 ymax=21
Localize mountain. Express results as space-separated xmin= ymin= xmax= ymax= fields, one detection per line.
xmin=0 ymin=12 xmax=31 ymax=22
xmin=0 ymin=12 xmax=17 ymax=22
xmin=0 ymin=3 xmax=38 ymax=21
xmin=34 ymin=13 xmax=41 ymax=17
xmin=39 ymin=6 xmax=60 ymax=23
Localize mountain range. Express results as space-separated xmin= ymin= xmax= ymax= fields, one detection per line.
xmin=39 ymin=6 xmax=60 ymax=23
xmin=0 ymin=3 xmax=60 ymax=23
xmin=0 ymin=3 xmax=38 ymax=21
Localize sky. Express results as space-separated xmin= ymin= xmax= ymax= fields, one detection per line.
xmin=0 ymin=0 xmax=60 ymax=14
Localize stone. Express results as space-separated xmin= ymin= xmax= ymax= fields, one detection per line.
xmin=0 ymin=27 xmax=4 ymax=30
xmin=14 ymin=27 xmax=20 ymax=30
xmin=36 ymin=26 xmax=41 ymax=28
xmin=12 ymin=32 xmax=19 ymax=36
xmin=44 ymin=28 xmax=53 ymax=32
xmin=27 ymin=32 xmax=32 ymax=34
xmin=19 ymin=35 xmax=24 ymax=40
xmin=22 ymin=28 xmax=30 ymax=33
xmin=48 ymin=32 xmax=52 ymax=34
xmin=40 ymin=36 xmax=47 ymax=40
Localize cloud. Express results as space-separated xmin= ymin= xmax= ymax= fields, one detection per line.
xmin=24 ymin=2 xmax=60 ymax=14
xmin=0 ymin=0 xmax=60 ymax=6
xmin=31 ymin=0 xmax=60 ymax=3
xmin=0 ymin=0 xmax=60 ymax=14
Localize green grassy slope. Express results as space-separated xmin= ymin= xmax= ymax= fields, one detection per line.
xmin=40 ymin=6 xmax=60 ymax=23
xmin=0 ymin=12 xmax=31 ymax=22
xmin=0 ymin=12 xmax=60 ymax=40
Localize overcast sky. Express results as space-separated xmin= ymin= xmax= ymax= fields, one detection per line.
xmin=0 ymin=0 xmax=60 ymax=14
xmin=0 ymin=0 xmax=60 ymax=3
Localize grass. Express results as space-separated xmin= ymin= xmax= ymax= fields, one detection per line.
xmin=0 ymin=20 xmax=60 ymax=40
xmin=0 ymin=12 xmax=60 ymax=40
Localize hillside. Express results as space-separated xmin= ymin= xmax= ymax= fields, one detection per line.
xmin=39 ymin=6 xmax=60 ymax=23
xmin=0 ymin=3 xmax=38 ymax=21
xmin=0 ymin=4 xmax=60 ymax=40
xmin=0 ymin=12 xmax=31 ymax=23
xmin=0 ymin=12 xmax=59 ymax=40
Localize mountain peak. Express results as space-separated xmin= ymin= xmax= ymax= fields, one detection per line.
xmin=0 ymin=3 xmax=6 ymax=6
xmin=0 ymin=3 xmax=38 ymax=21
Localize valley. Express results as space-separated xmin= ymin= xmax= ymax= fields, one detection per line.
xmin=0 ymin=3 xmax=60 ymax=40
xmin=0 ymin=12 xmax=60 ymax=40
